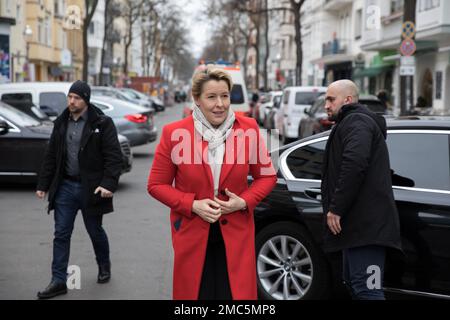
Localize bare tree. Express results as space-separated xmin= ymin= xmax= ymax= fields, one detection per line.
xmin=99 ymin=0 xmax=122 ymax=85
xmin=122 ymin=0 xmax=146 ymax=75
xmin=82 ymin=0 xmax=99 ymax=81
xmin=290 ymin=0 xmax=305 ymax=86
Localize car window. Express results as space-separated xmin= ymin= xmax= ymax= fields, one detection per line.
xmin=387 ymin=133 xmax=450 ymax=190
xmin=0 ymin=103 xmax=41 ymax=127
xmin=295 ymin=92 xmax=323 ymax=105
xmin=273 ymin=95 xmax=282 ymax=108
xmin=1 ymin=93 xmax=49 ymax=120
xmin=310 ymin=97 xmax=325 ymax=114
xmin=286 ymin=140 xmax=327 ymax=180
xmin=92 ymin=101 xmax=111 ymax=112
xmin=39 ymin=92 xmax=67 ymax=114
xmin=230 ymin=84 xmax=244 ymax=104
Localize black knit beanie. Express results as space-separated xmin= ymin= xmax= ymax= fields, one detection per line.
xmin=68 ymin=80 xmax=91 ymax=106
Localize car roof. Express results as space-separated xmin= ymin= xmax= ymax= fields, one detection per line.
xmin=275 ymin=117 xmax=450 ymax=154
xmin=90 ymin=96 xmax=150 ymax=113
xmin=315 ymin=93 xmax=380 ymax=101
xmin=284 ymin=86 xmax=327 ymax=92
xmin=0 ymin=82 xmax=72 ymax=92
xmin=386 ymin=116 xmax=450 ymax=130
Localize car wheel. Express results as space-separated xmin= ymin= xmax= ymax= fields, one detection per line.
xmin=256 ymin=222 xmax=330 ymax=300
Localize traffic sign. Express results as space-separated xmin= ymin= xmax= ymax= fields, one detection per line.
xmin=402 ymin=21 xmax=416 ymax=39
xmin=400 ymin=39 xmax=416 ymax=56
xmin=400 ymin=66 xmax=416 ymax=76
xmin=400 ymin=56 xmax=415 ymax=66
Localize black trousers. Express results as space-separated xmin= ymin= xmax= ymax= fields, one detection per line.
xmin=198 ymin=222 xmax=232 ymax=300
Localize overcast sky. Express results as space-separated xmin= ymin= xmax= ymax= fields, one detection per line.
xmin=178 ymin=0 xmax=211 ymax=59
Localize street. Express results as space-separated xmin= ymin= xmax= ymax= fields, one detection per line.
xmin=0 ymin=104 xmax=187 ymax=300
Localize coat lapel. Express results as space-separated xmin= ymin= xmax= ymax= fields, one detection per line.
xmin=189 ymin=117 xmax=214 ymax=191
xmin=219 ymin=120 xmax=243 ymax=187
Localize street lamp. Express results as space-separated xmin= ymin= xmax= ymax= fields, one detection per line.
xmin=24 ymin=25 xmax=33 ymax=81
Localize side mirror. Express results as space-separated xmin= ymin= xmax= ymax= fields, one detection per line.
xmin=0 ymin=120 xmax=9 ymax=135
xmin=304 ymin=108 xmax=310 ymax=115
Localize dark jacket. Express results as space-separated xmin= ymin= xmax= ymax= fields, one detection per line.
xmin=321 ymin=103 xmax=401 ymax=252
xmin=37 ymin=104 xmax=122 ymax=215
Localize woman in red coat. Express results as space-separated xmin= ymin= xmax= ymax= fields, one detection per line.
xmin=147 ymin=67 xmax=277 ymax=300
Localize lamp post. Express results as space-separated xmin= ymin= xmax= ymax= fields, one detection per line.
xmin=24 ymin=25 xmax=33 ymax=81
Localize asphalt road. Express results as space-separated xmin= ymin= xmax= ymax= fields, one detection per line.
xmin=0 ymin=103 xmax=186 ymax=300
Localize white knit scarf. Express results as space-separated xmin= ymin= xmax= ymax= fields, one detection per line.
xmin=192 ymin=104 xmax=235 ymax=195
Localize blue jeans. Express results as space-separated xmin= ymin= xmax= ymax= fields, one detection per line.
xmin=52 ymin=180 xmax=110 ymax=283
xmin=342 ymin=245 xmax=386 ymax=300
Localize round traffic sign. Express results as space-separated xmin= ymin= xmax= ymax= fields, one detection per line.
xmin=400 ymin=39 xmax=416 ymax=56
xmin=402 ymin=21 xmax=416 ymax=39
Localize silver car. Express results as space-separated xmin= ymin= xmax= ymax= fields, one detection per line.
xmin=91 ymin=96 xmax=157 ymax=147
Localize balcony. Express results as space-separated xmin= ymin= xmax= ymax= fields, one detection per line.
xmin=323 ymin=0 xmax=353 ymax=12
xmin=322 ymin=38 xmax=347 ymax=57
xmin=416 ymin=0 xmax=450 ymax=45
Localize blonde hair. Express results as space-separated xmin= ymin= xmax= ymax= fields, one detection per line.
xmin=191 ymin=66 xmax=233 ymax=99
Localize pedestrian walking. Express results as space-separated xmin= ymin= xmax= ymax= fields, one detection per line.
xmin=321 ymin=79 xmax=402 ymax=300
xmin=35 ymin=80 xmax=122 ymax=299
xmin=147 ymin=67 xmax=277 ymax=300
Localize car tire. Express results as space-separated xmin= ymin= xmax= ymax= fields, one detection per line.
xmin=255 ymin=222 xmax=331 ymax=300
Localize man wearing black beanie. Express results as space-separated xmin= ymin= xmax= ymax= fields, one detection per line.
xmin=35 ymin=80 xmax=122 ymax=299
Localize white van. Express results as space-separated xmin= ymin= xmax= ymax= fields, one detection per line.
xmin=0 ymin=82 xmax=72 ymax=117
xmin=276 ymin=86 xmax=327 ymax=144
xmin=183 ymin=62 xmax=250 ymax=118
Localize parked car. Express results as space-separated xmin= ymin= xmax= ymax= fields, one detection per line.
xmin=258 ymin=91 xmax=283 ymax=126
xmin=299 ymin=94 xmax=387 ymax=139
xmin=119 ymin=88 xmax=165 ymax=112
xmin=263 ymin=94 xmax=283 ymax=130
xmin=0 ymin=103 xmax=132 ymax=184
xmin=0 ymin=82 xmax=72 ymax=117
xmin=91 ymin=96 xmax=157 ymax=147
xmin=92 ymin=86 xmax=153 ymax=110
xmin=254 ymin=117 xmax=450 ymax=300
xmin=0 ymin=92 xmax=53 ymax=123
xmin=277 ymin=86 xmax=327 ymax=144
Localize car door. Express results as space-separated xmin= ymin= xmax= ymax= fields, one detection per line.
xmin=385 ymin=130 xmax=450 ymax=297
xmin=280 ymin=136 xmax=328 ymax=243
xmin=0 ymin=116 xmax=24 ymax=177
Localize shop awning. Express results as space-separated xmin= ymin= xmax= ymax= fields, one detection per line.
xmin=353 ymin=65 xmax=394 ymax=79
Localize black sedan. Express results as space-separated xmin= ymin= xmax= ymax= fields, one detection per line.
xmin=0 ymin=103 xmax=132 ymax=184
xmin=254 ymin=117 xmax=450 ymax=300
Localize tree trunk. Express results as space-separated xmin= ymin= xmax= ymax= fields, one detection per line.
xmin=123 ymin=14 xmax=133 ymax=75
xmin=263 ymin=0 xmax=269 ymax=90
xmin=100 ymin=0 xmax=111 ymax=85
xmin=254 ymin=22 xmax=260 ymax=90
xmin=82 ymin=0 xmax=99 ymax=82
xmin=290 ymin=0 xmax=304 ymax=86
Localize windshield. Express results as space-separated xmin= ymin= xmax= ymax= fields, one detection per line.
xmin=230 ymin=84 xmax=244 ymax=104
xmin=295 ymin=92 xmax=324 ymax=105
xmin=0 ymin=102 xmax=41 ymax=127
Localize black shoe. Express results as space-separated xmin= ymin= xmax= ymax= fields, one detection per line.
xmin=37 ymin=281 xmax=67 ymax=299
xmin=97 ymin=263 xmax=111 ymax=283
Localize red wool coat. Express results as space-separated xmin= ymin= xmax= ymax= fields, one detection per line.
xmin=147 ymin=115 xmax=277 ymax=300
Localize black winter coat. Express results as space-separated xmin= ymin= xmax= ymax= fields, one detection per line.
xmin=37 ymin=104 xmax=122 ymax=215
xmin=321 ymin=103 xmax=401 ymax=252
